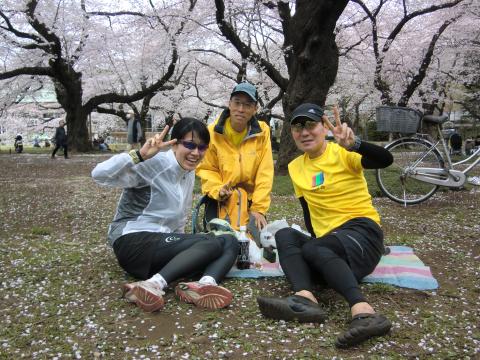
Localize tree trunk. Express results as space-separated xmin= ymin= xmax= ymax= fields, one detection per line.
xmin=51 ymin=59 xmax=92 ymax=152
xmin=66 ymin=108 xmax=90 ymax=152
xmin=276 ymin=0 xmax=348 ymax=174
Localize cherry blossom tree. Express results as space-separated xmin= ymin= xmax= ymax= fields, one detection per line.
xmin=0 ymin=0 xmax=196 ymax=151
xmin=337 ymin=0 xmax=469 ymax=108
xmin=325 ymin=0 xmax=478 ymax=140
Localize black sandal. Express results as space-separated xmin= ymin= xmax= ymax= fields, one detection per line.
xmin=257 ymin=295 xmax=327 ymax=323
xmin=335 ymin=313 xmax=391 ymax=348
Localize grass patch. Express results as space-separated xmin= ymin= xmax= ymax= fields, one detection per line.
xmin=365 ymin=283 xmax=397 ymax=294
xmin=31 ymin=226 xmax=52 ymax=236
xmin=272 ymin=175 xmax=294 ymax=195
xmin=364 ymin=169 xmax=384 ymax=197
xmin=386 ymin=233 xmax=422 ymax=247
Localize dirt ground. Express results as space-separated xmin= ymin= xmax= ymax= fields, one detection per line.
xmin=0 ymin=153 xmax=479 ymax=359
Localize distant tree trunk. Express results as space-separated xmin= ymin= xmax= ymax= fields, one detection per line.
xmin=65 ymin=109 xmax=90 ymax=152
xmin=51 ymin=61 xmax=91 ymax=152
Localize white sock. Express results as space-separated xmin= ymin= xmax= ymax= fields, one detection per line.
xmin=198 ymin=276 xmax=217 ymax=286
xmin=148 ymin=273 xmax=168 ymax=290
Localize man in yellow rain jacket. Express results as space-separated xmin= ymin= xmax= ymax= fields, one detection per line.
xmin=196 ymin=82 xmax=274 ymax=243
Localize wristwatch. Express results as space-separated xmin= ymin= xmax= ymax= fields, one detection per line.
xmin=129 ymin=149 xmax=144 ymax=164
xmin=348 ymin=136 xmax=362 ymax=152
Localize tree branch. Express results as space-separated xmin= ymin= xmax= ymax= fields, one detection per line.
xmin=0 ymin=67 xmax=53 ymax=80
xmin=398 ymin=16 xmax=460 ymax=106
xmin=84 ymin=46 xmax=177 ymax=112
xmin=25 ymin=0 xmax=62 ymax=57
xmin=0 ymin=9 xmax=44 ymax=44
xmin=215 ymin=0 xmax=288 ymax=90
xmin=189 ymin=48 xmax=243 ymax=69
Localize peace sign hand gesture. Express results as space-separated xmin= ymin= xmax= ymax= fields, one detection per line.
xmin=323 ymin=105 xmax=356 ymax=149
xmin=139 ymin=125 xmax=177 ymax=161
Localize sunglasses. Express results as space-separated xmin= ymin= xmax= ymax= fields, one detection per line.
xmin=291 ymin=120 xmax=320 ymax=132
xmin=179 ymin=140 xmax=208 ymax=152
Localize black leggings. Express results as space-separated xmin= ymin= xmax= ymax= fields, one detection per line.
xmin=113 ymin=232 xmax=239 ymax=284
xmin=276 ymin=228 xmax=366 ymax=307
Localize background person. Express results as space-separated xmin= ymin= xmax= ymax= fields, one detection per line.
xmin=257 ymin=103 xmax=393 ymax=348
xmin=126 ymin=109 xmax=143 ymax=150
xmin=98 ymin=136 xmax=110 ymax=151
xmin=51 ymin=119 xmax=68 ymax=159
xmin=196 ymin=82 xmax=274 ymax=244
xmin=92 ymin=118 xmax=239 ymax=312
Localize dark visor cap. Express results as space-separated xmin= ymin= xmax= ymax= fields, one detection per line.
xmin=290 ymin=103 xmax=324 ymax=124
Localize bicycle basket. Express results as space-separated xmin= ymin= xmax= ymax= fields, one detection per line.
xmin=376 ymin=106 xmax=422 ymax=134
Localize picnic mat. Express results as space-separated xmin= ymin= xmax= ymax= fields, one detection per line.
xmin=226 ymin=245 xmax=439 ymax=291
xmin=362 ymin=245 xmax=438 ymax=290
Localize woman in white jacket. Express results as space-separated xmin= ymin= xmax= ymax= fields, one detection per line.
xmin=92 ymin=118 xmax=239 ymax=312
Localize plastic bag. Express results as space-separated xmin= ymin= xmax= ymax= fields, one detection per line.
xmin=291 ymin=223 xmax=311 ymax=237
xmin=260 ymin=230 xmax=276 ymax=248
xmin=249 ymin=239 xmax=263 ymax=264
xmin=264 ymin=219 xmax=289 ymax=236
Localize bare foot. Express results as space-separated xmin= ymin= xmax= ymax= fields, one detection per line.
xmin=294 ymin=290 xmax=318 ymax=304
xmin=351 ymin=301 xmax=375 ymax=317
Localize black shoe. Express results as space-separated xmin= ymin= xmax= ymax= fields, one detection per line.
xmin=335 ymin=313 xmax=391 ymax=348
xmin=257 ymin=295 xmax=327 ymax=323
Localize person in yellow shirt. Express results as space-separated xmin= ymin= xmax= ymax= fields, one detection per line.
xmin=196 ymin=82 xmax=274 ymax=243
xmin=257 ymin=103 xmax=393 ymax=348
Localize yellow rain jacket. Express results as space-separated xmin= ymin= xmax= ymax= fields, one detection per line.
xmin=196 ymin=109 xmax=274 ymax=215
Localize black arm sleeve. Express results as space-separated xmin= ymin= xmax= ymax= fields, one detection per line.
xmin=299 ymin=197 xmax=316 ymax=238
xmin=357 ymin=141 xmax=393 ymax=169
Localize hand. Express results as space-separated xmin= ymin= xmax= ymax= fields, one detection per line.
xmin=139 ymin=125 xmax=177 ymax=160
xmin=251 ymin=211 xmax=267 ymax=231
xmin=218 ymin=182 xmax=233 ymax=202
xmin=323 ymin=105 xmax=356 ymax=149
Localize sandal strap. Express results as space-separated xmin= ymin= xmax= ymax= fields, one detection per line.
xmin=351 ymin=313 xmax=376 ymax=321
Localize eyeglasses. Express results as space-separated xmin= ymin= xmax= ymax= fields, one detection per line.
xmin=291 ymin=120 xmax=320 ymax=133
xmin=230 ymin=99 xmax=256 ymax=110
xmin=179 ymin=140 xmax=208 ymax=152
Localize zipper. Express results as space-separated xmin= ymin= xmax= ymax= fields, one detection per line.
xmin=239 ymin=153 xmax=243 ymax=182
xmin=236 ymin=188 xmax=242 ymax=228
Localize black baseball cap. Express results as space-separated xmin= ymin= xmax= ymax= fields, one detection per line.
xmin=290 ymin=103 xmax=324 ymax=124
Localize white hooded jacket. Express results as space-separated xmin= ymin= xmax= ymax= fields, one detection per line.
xmin=92 ymin=149 xmax=194 ymax=246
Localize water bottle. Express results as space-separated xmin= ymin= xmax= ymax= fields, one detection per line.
xmin=236 ymin=225 xmax=250 ymax=269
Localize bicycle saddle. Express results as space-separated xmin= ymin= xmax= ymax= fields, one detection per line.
xmin=422 ymin=114 xmax=449 ymax=125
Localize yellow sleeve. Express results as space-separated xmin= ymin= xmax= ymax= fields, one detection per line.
xmin=250 ymin=125 xmax=274 ymax=214
xmin=195 ymin=129 xmax=224 ymax=200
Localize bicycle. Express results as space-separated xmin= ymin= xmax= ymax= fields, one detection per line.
xmin=374 ymin=106 xmax=480 ymax=206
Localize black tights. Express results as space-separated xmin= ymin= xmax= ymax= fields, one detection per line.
xmin=114 ymin=232 xmax=239 ymax=284
xmin=276 ymin=228 xmax=366 ymax=307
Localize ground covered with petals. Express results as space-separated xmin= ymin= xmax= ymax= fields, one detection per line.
xmin=1 ymin=153 xmax=479 ymax=359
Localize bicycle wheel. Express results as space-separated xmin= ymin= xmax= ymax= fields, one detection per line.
xmin=376 ymin=138 xmax=445 ymax=205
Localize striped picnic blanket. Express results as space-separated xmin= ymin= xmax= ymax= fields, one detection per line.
xmin=362 ymin=245 xmax=438 ymax=290
xmin=226 ymin=245 xmax=438 ymax=291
